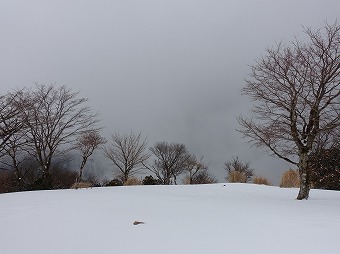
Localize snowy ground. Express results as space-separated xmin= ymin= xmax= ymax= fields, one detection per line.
xmin=0 ymin=184 xmax=339 ymax=254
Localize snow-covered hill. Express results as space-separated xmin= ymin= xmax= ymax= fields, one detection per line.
xmin=1 ymin=184 xmax=339 ymax=254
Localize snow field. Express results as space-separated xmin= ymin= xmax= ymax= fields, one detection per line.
xmin=0 ymin=183 xmax=339 ymax=254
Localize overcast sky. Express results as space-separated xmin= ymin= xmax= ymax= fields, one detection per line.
xmin=1 ymin=0 xmax=339 ymax=184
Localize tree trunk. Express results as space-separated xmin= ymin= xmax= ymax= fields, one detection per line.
xmin=77 ymin=167 xmax=84 ymax=183
xmin=41 ymin=169 xmax=52 ymax=190
xmin=14 ymin=171 xmax=23 ymax=191
xmin=297 ymin=152 xmax=310 ymax=200
xmin=77 ymin=157 xmax=87 ymax=183
xmin=173 ymin=175 xmax=177 ymax=185
xmin=164 ymin=170 xmax=171 ymax=185
xmin=123 ymin=173 xmax=129 ymax=185
xmin=164 ymin=176 xmax=171 ymax=185
xmin=189 ymin=173 xmax=193 ymax=185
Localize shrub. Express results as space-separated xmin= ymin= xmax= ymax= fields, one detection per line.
xmin=125 ymin=177 xmax=142 ymax=186
xmin=142 ymin=175 xmax=161 ymax=185
xmin=184 ymin=169 xmax=218 ymax=184
xmin=31 ymin=174 xmax=53 ymax=190
xmin=0 ymin=171 xmax=16 ymax=193
xmin=105 ymin=178 xmax=124 ymax=186
xmin=51 ymin=167 xmax=78 ymax=189
xmin=0 ymin=157 xmax=42 ymax=192
xmin=71 ymin=181 xmax=93 ymax=189
xmin=32 ymin=163 xmax=78 ymax=191
xmin=227 ymin=170 xmax=247 ymax=183
xmin=253 ymin=176 xmax=271 ymax=186
xmin=82 ymin=172 xmax=100 ymax=187
xmin=280 ymin=169 xmax=300 ymax=188
xmin=309 ymin=147 xmax=340 ymax=190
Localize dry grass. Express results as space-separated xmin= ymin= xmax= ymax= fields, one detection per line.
xmin=227 ymin=170 xmax=247 ymax=183
xmin=71 ymin=182 xmax=93 ymax=189
xmin=280 ymin=169 xmax=300 ymax=188
xmin=124 ymin=177 xmax=142 ymax=186
xmin=253 ymin=176 xmax=271 ymax=186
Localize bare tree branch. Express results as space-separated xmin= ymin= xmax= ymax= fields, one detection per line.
xmin=0 ymin=90 xmax=28 ymax=155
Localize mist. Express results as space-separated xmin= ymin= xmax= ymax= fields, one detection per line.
xmin=1 ymin=0 xmax=339 ymax=184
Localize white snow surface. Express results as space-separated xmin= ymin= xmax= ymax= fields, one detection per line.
xmin=0 ymin=184 xmax=339 ymax=254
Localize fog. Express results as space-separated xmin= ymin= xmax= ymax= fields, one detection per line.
xmin=1 ymin=0 xmax=339 ymax=184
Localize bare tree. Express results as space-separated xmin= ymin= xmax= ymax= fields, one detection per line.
xmin=224 ymin=156 xmax=254 ymax=183
xmin=237 ymin=21 xmax=340 ymax=199
xmin=21 ymin=84 xmax=99 ymax=188
xmin=184 ymin=157 xmax=218 ymax=184
xmin=190 ymin=169 xmax=218 ymax=184
xmin=74 ymin=130 xmax=106 ymax=183
xmin=103 ymin=132 xmax=150 ymax=184
xmin=148 ymin=142 xmax=191 ymax=185
xmin=185 ymin=155 xmax=209 ymax=184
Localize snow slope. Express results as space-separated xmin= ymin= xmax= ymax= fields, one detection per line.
xmin=0 ymin=184 xmax=339 ymax=254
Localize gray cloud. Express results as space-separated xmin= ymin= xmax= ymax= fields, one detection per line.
xmin=1 ymin=0 xmax=339 ymax=184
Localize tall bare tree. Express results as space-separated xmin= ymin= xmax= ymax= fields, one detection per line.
xmin=74 ymin=130 xmax=106 ymax=183
xmin=103 ymin=132 xmax=150 ymax=184
xmin=237 ymin=21 xmax=340 ymax=199
xmin=21 ymin=84 xmax=99 ymax=188
xmin=148 ymin=142 xmax=191 ymax=185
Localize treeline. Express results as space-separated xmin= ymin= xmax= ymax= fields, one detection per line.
xmin=1 ymin=84 xmax=339 ymax=193
xmin=0 ymin=84 xmax=218 ymax=193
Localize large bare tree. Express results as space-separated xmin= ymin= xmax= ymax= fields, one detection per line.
xmin=103 ymin=132 xmax=150 ymax=184
xmin=74 ymin=130 xmax=106 ymax=183
xmin=21 ymin=84 xmax=99 ymax=187
xmin=148 ymin=142 xmax=191 ymax=185
xmin=237 ymin=21 xmax=340 ymax=199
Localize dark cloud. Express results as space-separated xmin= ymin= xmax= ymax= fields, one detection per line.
xmin=1 ymin=0 xmax=339 ymax=184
